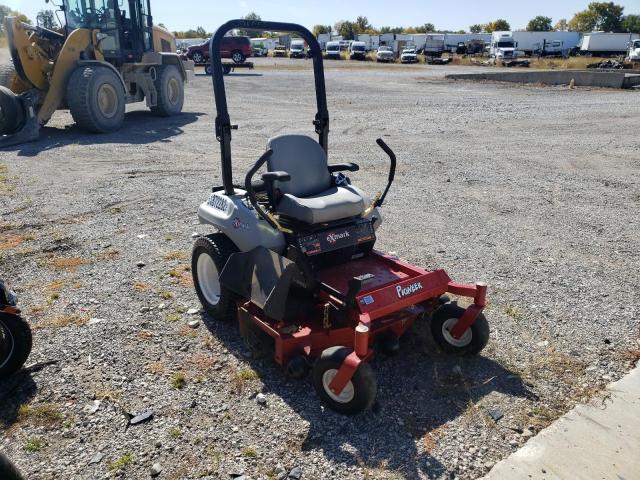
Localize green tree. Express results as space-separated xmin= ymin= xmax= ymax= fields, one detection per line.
xmin=469 ymin=24 xmax=483 ymax=33
xmin=554 ymin=18 xmax=568 ymax=31
xmin=312 ymin=24 xmax=332 ymax=37
xmin=355 ymin=16 xmax=371 ymax=33
xmin=483 ymin=19 xmax=511 ymax=32
xmin=415 ymin=22 xmax=436 ymax=33
xmin=36 ymin=9 xmax=57 ymax=29
xmin=239 ymin=12 xmax=262 ymax=37
xmin=527 ymin=15 xmax=552 ymax=31
xmin=0 ymin=5 xmax=31 ymax=34
xmin=622 ymin=14 xmax=640 ymax=33
xmin=195 ymin=26 xmax=208 ymax=38
xmin=334 ymin=20 xmax=358 ymax=39
xmin=569 ymin=2 xmax=624 ymax=32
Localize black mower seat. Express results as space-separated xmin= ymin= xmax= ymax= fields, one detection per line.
xmin=267 ymin=135 xmax=366 ymax=224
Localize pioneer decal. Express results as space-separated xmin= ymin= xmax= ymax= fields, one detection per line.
xmin=207 ymin=195 xmax=229 ymax=212
xmin=326 ymin=231 xmax=350 ymax=244
xmin=396 ymin=282 xmax=423 ymax=298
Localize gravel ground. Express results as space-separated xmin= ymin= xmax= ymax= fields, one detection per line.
xmin=1 ymin=55 xmax=639 ymax=480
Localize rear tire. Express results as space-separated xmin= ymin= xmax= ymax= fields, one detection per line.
xmin=191 ymin=233 xmax=239 ymax=321
xmin=430 ymin=303 xmax=490 ymax=355
xmin=0 ymin=312 xmax=32 ymax=379
xmin=150 ymin=65 xmax=184 ymax=117
xmin=0 ymin=64 xmax=19 ymax=90
xmin=191 ymin=51 xmax=204 ymax=64
xmin=312 ymin=346 xmax=377 ymax=414
xmin=67 ymin=66 xmax=126 ymax=133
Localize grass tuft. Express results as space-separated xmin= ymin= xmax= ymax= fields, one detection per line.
xmin=171 ymin=371 xmax=187 ymax=389
xmin=24 ymin=438 xmax=44 ymax=452
xmin=241 ymin=447 xmax=258 ymax=458
xmin=108 ymin=452 xmax=134 ymax=472
xmin=18 ymin=403 xmax=63 ymax=426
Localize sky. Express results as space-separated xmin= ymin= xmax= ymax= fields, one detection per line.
xmin=7 ymin=0 xmax=640 ymax=32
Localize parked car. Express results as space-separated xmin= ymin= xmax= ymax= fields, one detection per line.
xmin=273 ymin=44 xmax=288 ymax=57
xmin=400 ymin=47 xmax=418 ymax=63
xmin=349 ymin=41 xmax=367 ymax=60
xmin=289 ymin=40 xmax=306 ymax=58
xmin=325 ymin=41 xmax=341 ymax=60
xmin=252 ymin=42 xmax=268 ymax=57
xmin=186 ymin=36 xmax=252 ymax=64
xmin=376 ymin=45 xmax=394 ymax=63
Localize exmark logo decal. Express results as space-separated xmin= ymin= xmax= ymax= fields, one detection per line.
xmin=396 ymin=282 xmax=423 ymax=298
xmin=326 ymin=231 xmax=350 ymax=244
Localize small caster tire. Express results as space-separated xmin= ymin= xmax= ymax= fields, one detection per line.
xmin=312 ymin=346 xmax=377 ymax=414
xmin=430 ymin=303 xmax=490 ymax=356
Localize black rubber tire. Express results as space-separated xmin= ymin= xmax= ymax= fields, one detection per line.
xmin=191 ymin=233 xmax=239 ymax=321
xmin=0 ymin=64 xmax=18 ymax=90
xmin=204 ymin=64 xmax=213 ymax=76
xmin=0 ymin=452 xmax=24 ymax=480
xmin=191 ymin=51 xmax=204 ymax=64
xmin=150 ymin=65 xmax=184 ymax=117
xmin=430 ymin=303 xmax=490 ymax=356
xmin=222 ymin=65 xmax=232 ymax=75
xmin=67 ymin=66 xmax=126 ymax=133
xmin=231 ymin=50 xmax=245 ymax=64
xmin=0 ymin=312 xmax=32 ymax=379
xmin=312 ymin=346 xmax=377 ymax=414
xmin=0 ymin=86 xmax=24 ymax=135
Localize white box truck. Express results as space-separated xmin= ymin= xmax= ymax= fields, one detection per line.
xmin=512 ymin=31 xmax=581 ymax=56
xmin=580 ymin=33 xmax=639 ymax=56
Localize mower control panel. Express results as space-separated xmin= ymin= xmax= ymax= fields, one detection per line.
xmin=296 ymin=220 xmax=375 ymax=257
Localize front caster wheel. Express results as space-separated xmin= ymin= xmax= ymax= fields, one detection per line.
xmin=312 ymin=347 xmax=377 ymax=414
xmin=191 ymin=233 xmax=239 ymax=321
xmin=430 ymin=303 xmax=490 ymax=355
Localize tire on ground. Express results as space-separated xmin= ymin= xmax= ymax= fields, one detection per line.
xmin=150 ymin=64 xmax=184 ymax=117
xmin=0 ymin=312 xmax=33 ymax=378
xmin=430 ymin=303 xmax=490 ymax=356
xmin=312 ymin=346 xmax=377 ymax=414
xmin=66 ymin=66 xmax=126 ymax=133
xmin=191 ymin=233 xmax=239 ymax=321
xmin=0 ymin=86 xmax=24 ymax=135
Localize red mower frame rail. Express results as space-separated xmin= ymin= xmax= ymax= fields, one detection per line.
xmin=238 ymin=250 xmax=487 ymax=401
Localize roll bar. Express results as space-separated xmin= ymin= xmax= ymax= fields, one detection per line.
xmin=209 ymin=20 xmax=330 ymax=195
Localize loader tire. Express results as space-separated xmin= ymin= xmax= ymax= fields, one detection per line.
xmin=150 ymin=65 xmax=184 ymax=117
xmin=0 ymin=64 xmax=18 ymax=90
xmin=67 ymin=66 xmax=126 ymax=133
xmin=0 ymin=86 xmax=24 ymax=135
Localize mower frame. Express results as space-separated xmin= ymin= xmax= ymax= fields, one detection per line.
xmin=201 ymin=20 xmax=489 ymax=412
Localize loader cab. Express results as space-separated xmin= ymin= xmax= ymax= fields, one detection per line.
xmin=61 ymin=0 xmax=154 ymax=65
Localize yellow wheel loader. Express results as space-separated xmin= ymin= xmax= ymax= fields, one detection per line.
xmin=0 ymin=0 xmax=194 ymax=147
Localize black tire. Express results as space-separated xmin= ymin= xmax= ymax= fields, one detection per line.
xmin=0 ymin=86 xmax=24 ymax=135
xmin=430 ymin=303 xmax=489 ymax=355
xmin=0 ymin=452 xmax=24 ymax=480
xmin=312 ymin=346 xmax=377 ymax=414
xmin=222 ymin=65 xmax=232 ymax=75
xmin=0 ymin=312 xmax=32 ymax=379
xmin=150 ymin=65 xmax=184 ymax=117
xmin=0 ymin=64 xmax=18 ymax=90
xmin=204 ymin=64 xmax=213 ymax=76
xmin=191 ymin=51 xmax=204 ymax=64
xmin=191 ymin=233 xmax=239 ymax=321
xmin=67 ymin=66 xmax=126 ymax=133
xmin=231 ymin=50 xmax=245 ymax=64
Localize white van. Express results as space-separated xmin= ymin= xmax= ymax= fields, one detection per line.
xmin=325 ymin=41 xmax=341 ymax=60
xmin=349 ymin=41 xmax=367 ymax=60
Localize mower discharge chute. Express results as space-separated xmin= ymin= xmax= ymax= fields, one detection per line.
xmin=191 ymin=19 xmax=491 ymax=414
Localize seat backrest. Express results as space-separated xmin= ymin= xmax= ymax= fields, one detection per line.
xmin=267 ymin=135 xmax=331 ymax=197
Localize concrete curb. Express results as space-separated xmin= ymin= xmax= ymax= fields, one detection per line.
xmin=482 ymin=364 xmax=640 ymax=480
xmin=446 ymin=70 xmax=640 ymax=89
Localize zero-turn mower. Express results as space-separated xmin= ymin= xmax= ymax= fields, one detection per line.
xmin=0 ymin=0 xmax=193 ymax=147
xmin=191 ymin=20 xmax=490 ymax=414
